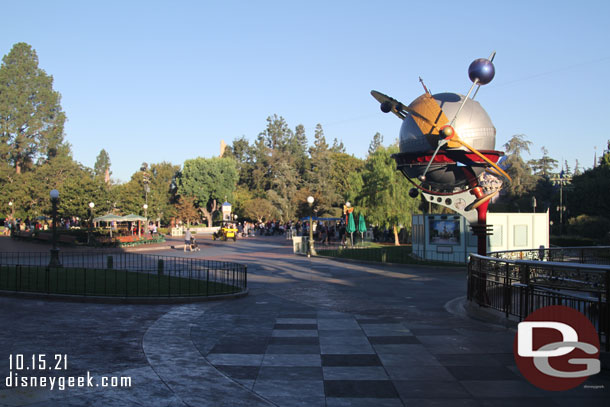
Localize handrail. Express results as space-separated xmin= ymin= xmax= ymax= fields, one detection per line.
xmin=470 ymin=253 xmax=610 ymax=274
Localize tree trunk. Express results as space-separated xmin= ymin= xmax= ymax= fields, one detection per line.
xmin=393 ymin=225 xmax=400 ymax=246
xmin=200 ymin=208 xmax=212 ymax=227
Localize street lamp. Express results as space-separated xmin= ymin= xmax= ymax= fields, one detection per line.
xmin=49 ymin=189 xmax=61 ymax=267
xmin=88 ymin=202 xmax=95 ymax=245
xmin=7 ymin=201 xmax=13 ymax=236
xmin=307 ymin=196 xmax=315 ymax=257
xmin=142 ymin=204 xmax=148 ymax=238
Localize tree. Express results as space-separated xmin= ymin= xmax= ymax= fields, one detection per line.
xmin=329 ymin=152 xmax=365 ymax=203
xmin=0 ymin=43 xmax=67 ymax=174
xmin=307 ymin=123 xmax=339 ymax=215
xmin=358 ymin=145 xmax=419 ymax=245
xmin=528 ymin=147 xmax=558 ymax=179
xmin=368 ymin=132 xmax=383 ymax=156
xmin=94 ymin=149 xmax=112 ymax=181
xmin=147 ymin=162 xmax=180 ymax=224
xmin=243 ymin=197 xmax=277 ymax=223
xmin=175 ymin=157 xmax=238 ymax=226
xmin=175 ymin=196 xmax=200 ymax=226
xmin=569 ymin=141 xmax=610 ymax=220
xmin=501 ymin=134 xmax=536 ymax=198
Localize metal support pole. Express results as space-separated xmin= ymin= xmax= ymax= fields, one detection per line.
xmin=49 ymin=196 xmax=61 ymax=267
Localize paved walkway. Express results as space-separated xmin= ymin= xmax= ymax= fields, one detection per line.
xmin=0 ymin=235 xmax=608 ymax=406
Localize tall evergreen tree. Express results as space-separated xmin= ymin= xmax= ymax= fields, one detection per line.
xmin=0 ymin=43 xmax=67 ymax=174
xmin=368 ymin=132 xmax=383 ymax=156
xmin=502 ymin=134 xmax=535 ymax=197
xmin=94 ymin=149 xmax=112 ymax=180
xmin=528 ymin=147 xmax=558 ymax=179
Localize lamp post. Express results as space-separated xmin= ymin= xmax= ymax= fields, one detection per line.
xmin=49 ymin=189 xmax=61 ymax=267
xmin=88 ymin=202 xmax=95 ymax=245
xmin=307 ymin=196 xmax=315 ymax=257
xmin=7 ymin=201 xmax=13 ymax=236
xmin=141 ymin=204 xmax=148 ymax=239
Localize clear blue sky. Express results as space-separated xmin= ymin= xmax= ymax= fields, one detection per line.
xmin=2 ymin=0 xmax=609 ymax=182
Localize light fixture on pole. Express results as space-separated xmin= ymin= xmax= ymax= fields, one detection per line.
xmin=49 ymin=189 xmax=61 ymax=267
xmin=307 ymin=196 xmax=315 ymax=257
xmin=88 ymin=202 xmax=95 ymax=245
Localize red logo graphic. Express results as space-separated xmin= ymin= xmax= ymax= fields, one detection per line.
xmin=513 ymin=305 xmax=600 ymax=391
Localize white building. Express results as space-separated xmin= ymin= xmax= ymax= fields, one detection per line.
xmin=412 ymin=212 xmax=550 ymax=263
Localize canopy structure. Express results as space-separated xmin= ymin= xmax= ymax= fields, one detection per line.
xmin=93 ymin=214 xmax=123 ymax=223
xmin=122 ymin=214 xmax=147 ymax=222
xmin=92 ymin=214 xmax=147 ymax=238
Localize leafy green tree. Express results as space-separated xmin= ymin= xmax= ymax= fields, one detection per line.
xmin=358 ymin=145 xmax=419 ymax=245
xmin=175 ymin=196 xmax=200 ymax=226
xmin=0 ymin=43 xmax=67 ymax=174
xmin=176 ymin=157 xmax=238 ymax=226
xmin=330 ymin=152 xmax=365 ymax=204
xmin=147 ymin=162 xmax=180 ymax=224
xmin=243 ymin=197 xmax=277 ymax=222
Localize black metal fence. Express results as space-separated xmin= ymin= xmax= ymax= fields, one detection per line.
xmin=0 ymin=252 xmax=247 ymax=298
xmin=490 ymin=246 xmax=610 ymax=265
xmin=468 ymin=247 xmax=610 ymax=351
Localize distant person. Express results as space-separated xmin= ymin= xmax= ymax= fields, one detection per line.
xmin=184 ymin=229 xmax=192 ymax=252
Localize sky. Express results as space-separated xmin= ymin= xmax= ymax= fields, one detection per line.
xmin=1 ymin=0 xmax=609 ymax=182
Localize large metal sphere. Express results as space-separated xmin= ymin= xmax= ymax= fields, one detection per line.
xmin=399 ymin=93 xmax=496 ymax=154
xmin=468 ymin=58 xmax=495 ymax=85
xmin=397 ymin=92 xmax=497 ymax=191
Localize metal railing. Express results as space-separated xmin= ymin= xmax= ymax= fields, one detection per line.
xmin=468 ymin=247 xmax=610 ymax=351
xmin=488 ymin=246 xmax=610 ymax=265
xmin=0 ymin=252 xmax=247 ymax=299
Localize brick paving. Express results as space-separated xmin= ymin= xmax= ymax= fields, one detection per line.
xmin=0 ymin=235 xmax=608 ymax=406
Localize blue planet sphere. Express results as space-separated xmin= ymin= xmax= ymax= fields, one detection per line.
xmin=468 ymin=58 xmax=495 ymax=85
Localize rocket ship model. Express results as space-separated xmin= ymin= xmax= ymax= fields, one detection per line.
xmin=371 ymin=52 xmax=511 ymax=255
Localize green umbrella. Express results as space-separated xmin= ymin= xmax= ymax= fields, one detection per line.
xmin=346 ymin=212 xmax=356 ymax=233
xmin=358 ymin=214 xmax=367 ymax=244
xmin=357 ymin=214 xmax=366 ymax=233
xmin=346 ymin=212 xmax=356 ymax=247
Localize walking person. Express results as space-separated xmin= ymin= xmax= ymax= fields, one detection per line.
xmin=184 ymin=229 xmax=192 ymax=252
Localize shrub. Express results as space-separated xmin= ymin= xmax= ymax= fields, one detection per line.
xmin=567 ymin=215 xmax=610 ymax=239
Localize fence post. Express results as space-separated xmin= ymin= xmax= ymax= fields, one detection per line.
xmin=523 ymin=264 xmax=530 ymax=318
xmin=606 ymin=271 xmax=610 ymax=352
xmin=158 ymin=259 xmax=164 ymax=276
xmin=106 ymin=256 xmax=113 ymax=270
xmin=504 ymin=262 xmax=510 ymax=318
